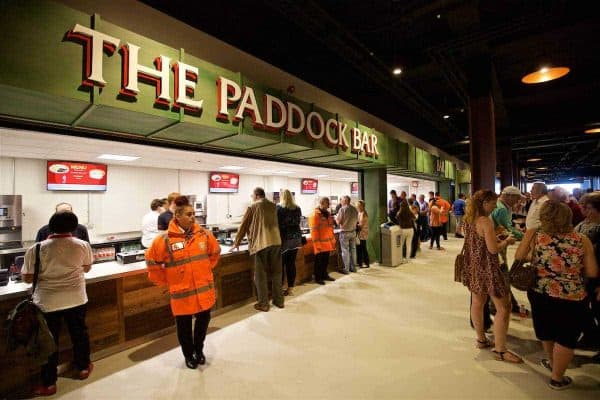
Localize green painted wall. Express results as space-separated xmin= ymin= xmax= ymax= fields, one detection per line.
xmin=360 ymin=168 xmax=387 ymax=262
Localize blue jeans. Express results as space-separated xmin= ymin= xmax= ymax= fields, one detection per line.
xmin=339 ymin=231 xmax=357 ymax=272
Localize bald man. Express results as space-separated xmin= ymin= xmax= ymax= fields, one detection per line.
xmin=35 ymin=202 xmax=90 ymax=242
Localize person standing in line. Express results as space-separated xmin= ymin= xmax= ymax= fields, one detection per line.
xmin=429 ymin=199 xmax=444 ymax=250
xmin=309 ymin=197 xmax=336 ymax=284
xmin=492 ymin=185 xmax=525 ymax=314
xmin=515 ymin=201 xmax=599 ymax=389
xmin=409 ymin=204 xmax=420 ymax=258
xmin=417 ymin=194 xmax=430 ymax=241
xmin=141 ymin=199 xmax=166 ymax=248
xmin=22 ymin=212 xmax=94 ymax=396
xmin=461 ymin=190 xmax=522 ymax=364
xmin=146 ymin=196 xmax=221 ymax=369
xmin=397 ymin=200 xmax=415 ymax=264
xmin=356 ymin=200 xmax=370 ymax=268
xmin=36 ymin=202 xmax=90 ymax=242
xmin=452 ymin=193 xmax=467 ymax=238
xmin=435 ymin=192 xmax=451 ymax=240
xmin=336 ymin=196 xmax=359 ymax=274
xmin=277 ymin=189 xmax=303 ymax=296
xmin=158 ymin=192 xmax=181 ymax=231
xmin=232 ymin=187 xmax=283 ymax=311
xmin=388 ymin=190 xmax=400 ymax=224
xmin=526 ymin=182 xmax=549 ymax=230
xmin=553 ymin=187 xmax=585 ymax=226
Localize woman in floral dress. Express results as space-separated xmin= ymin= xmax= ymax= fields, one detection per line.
xmin=515 ymin=200 xmax=598 ymax=390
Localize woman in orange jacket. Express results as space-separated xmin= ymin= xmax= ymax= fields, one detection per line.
xmin=309 ymin=197 xmax=336 ymax=284
xmin=145 ymin=196 xmax=221 ymax=369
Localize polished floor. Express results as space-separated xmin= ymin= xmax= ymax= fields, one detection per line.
xmin=51 ymin=237 xmax=599 ymax=399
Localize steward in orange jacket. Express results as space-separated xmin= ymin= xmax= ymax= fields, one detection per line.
xmin=146 ymin=220 xmax=221 ymax=315
xmin=309 ymin=207 xmax=336 ymax=254
xmin=145 ymin=196 xmax=220 ymax=369
xmin=309 ymin=198 xmax=336 ymax=283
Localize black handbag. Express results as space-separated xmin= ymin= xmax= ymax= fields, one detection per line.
xmin=509 ymin=259 xmax=538 ymax=291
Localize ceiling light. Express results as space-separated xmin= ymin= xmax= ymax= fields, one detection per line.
xmin=436 ymin=14 xmax=441 ymax=19
xmin=584 ymin=128 xmax=600 ymax=134
xmin=98 ymin=154 xmax=139 ymax=161
xmin=536 ymin=167 xmax=548 ymax=170
xmin=527 ymin=158 xmax=542 ymax=162
xmin=458 ymin=140 xmax=470 ymax=144
xmin=315 ymin=174 xmax=329 ymax=178
xmin=443 ymin=115 xmax=450 ymax=119
xmin=460 ymin=108 xmax=465 ymax=113
xmin=393 ymin=68 xmax=402 ymax=75
xmin=521 ymin=66 xmax=570 ymax=84
xmin=220 ymin=165 xmax=245 ymax=170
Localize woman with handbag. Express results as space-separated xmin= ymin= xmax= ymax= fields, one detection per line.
xmin=21 ymin=211 xmax=94 ymax=396
xmin=515 ymin=200 xmax=598 ymax=390
xmin=462 ymin=190 xmax=521 ymax=363
xmin=277 ymin=189 xmax=303 ymax=296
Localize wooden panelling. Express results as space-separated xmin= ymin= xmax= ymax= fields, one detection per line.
xmin=124 ymin=305 xmax=174 ymax=341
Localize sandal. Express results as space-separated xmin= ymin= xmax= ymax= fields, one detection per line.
xmin=492 ymin=350 xmax=524 ymax=363
xmin=476 ymin=338 xmax=494 ymax=349
xmin=549 ymin=376 xmax=572 ymax=390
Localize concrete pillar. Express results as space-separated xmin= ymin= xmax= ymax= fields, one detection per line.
xmin=468 ymin=95 xmax=496 ymax=191
xmin=360 ymin=168 xmax=387 ymax=262
xmin=467 ymin=54 xmax=496 ymax=192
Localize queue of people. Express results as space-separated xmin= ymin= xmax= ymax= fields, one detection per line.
xmin=461 ymin=183 xmax=600 ymax=390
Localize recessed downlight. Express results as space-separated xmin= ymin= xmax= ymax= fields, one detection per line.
xmin=98 ymin=154 xmax=139 ymax=161
xmin=393 ymin=67 xmax=402 ymax=75
xmin=584 ymin=128 xmax=600 ymax=134
xmin=527 ymin=158 xmax=542 ymax=162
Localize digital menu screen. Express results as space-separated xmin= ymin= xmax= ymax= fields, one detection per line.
xmin=351 ymin=182 xmax=359 ymax=195
xmin=47 ymin=161 xmax=107 ymax=191
xmin=209 ymin=172 xmax=240 ymax=193
xmin=301 ymin=178 xmax=318 ymax=194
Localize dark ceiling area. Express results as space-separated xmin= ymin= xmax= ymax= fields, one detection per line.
xmin=141 ymin=0 xmax=600 ymax=182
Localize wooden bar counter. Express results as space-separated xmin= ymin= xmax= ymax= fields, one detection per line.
xmin=0 ymin=238 xmax=339 ymax=395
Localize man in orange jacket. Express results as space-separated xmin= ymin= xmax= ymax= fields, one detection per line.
xmin=434 ymin=192 xmax=451 ymax=240
xmin=146 ymin=196 xmax=221 ymax=369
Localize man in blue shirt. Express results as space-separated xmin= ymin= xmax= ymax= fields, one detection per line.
xmin=451 ymin=193 xmax=466 ymax=238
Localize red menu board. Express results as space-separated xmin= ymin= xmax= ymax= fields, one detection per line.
xmin=351 ymin=182 xmax=359 ymax=195
xmin=301 ymin=178 xmax=318 ymax=194
xmin=47 ymin=161 xmax=107 ymax=191
xmin=209 ymin=172 xmax=239 ymax=193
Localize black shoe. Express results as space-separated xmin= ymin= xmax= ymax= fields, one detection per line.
xmin=316 ymin=280 xmax=326 ymax=285
xmin=193 ymin=351 xmax=206 ymax=366
xmin=185 ymin=358 xmax=198 ymax=369
xmin=324 ymin=276 xmax=335 ymax=281
xmin=339 ymin=270 xmax=349 ymax=275
xmin=273 ymin=302 xmax=284 ymax=309
xmin=549 ymin=376 xmax=572 ymax=390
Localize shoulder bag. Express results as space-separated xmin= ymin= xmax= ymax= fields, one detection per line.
xmin=5 ymin=244 xmax=56 ymax=364
xmin=509 ymin=232 xmax=538 ymax=291
xmin=454 ymin=242 xmax=466 ymax=283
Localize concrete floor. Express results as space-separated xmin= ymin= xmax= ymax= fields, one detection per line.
xmin=49 ymin=237 xmax=599 ymax=399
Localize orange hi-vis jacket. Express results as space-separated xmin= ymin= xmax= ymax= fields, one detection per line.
xmin=145 ymin=220 xmax=221 ymax=316
xmin=309 ymin=208 xmax=336 ymax=254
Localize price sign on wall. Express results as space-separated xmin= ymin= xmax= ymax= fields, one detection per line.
xmin=301 ymin=178 xmax=318 ymax=194
xmin=351 ymin=182 xmax=359 ymax=195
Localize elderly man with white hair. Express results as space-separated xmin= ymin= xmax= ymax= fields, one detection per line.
xmin=526 ymin=182 xmax=550 ymax=230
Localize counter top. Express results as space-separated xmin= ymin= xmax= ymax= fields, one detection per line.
xmin=0 ymin=243 xmax=250 ymax=301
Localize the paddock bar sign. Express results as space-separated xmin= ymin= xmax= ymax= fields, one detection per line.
xmin=67 ymin=24 xmax=379 ymax=158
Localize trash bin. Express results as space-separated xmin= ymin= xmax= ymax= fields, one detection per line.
xmin=380 ymin=223 xmax=402 ymax=267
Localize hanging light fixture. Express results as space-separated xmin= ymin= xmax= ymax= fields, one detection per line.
xmin=521 ymin=66 xmax=570 ymax=84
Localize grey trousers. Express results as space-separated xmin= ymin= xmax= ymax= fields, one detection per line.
xmin=254 ymin=245 xmax=283 ymax=307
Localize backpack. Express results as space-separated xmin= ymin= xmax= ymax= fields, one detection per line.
xmin=4 ymin=244 xmax=56 ymax=364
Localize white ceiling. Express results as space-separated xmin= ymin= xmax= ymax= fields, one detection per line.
xmin=0 ymin=127 xmax=360 ymax=181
